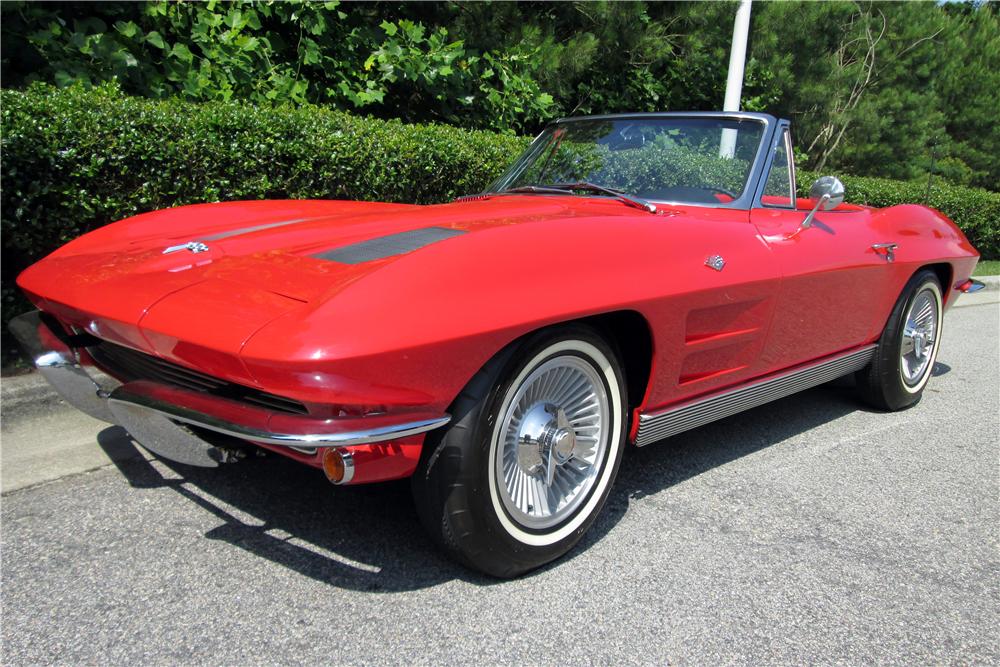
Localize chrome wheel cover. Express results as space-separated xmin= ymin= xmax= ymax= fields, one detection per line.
xmin=900 ymin=287 xmax=939 ymax=386
xmin=494 ymin=355 xmax=610 ymax=530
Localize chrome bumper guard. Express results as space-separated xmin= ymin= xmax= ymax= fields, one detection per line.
xmin=8 ymin=311 xmax=120 ymax=423
xmin=8 ymin=311 xmax=450 ymax=463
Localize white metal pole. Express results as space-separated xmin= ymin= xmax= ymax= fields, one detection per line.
xmin=720 ymin=0 xmax=752 ymax=158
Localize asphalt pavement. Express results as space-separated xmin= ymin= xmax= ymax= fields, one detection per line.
xmin=2 ymin=290 xmax=997 ymax=665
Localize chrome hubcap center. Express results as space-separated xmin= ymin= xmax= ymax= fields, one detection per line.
xmin=516 ymin=404 xmax=579 ymax=485
xmin=910 ymin=330 xmax=927 ymax=358
xmin=552 ymin=427 xmax=576 ymax=462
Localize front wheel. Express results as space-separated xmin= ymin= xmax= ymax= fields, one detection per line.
xmin=412 ymin=325 xmax=627 ymax=578
xmin=856 ymin=270 xmax=944 ymax=411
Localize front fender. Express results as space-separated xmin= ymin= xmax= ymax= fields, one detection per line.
xmin=240 ymin=208 xmax=776 ymax=414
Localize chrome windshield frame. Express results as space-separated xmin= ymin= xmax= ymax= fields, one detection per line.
xmin=488 ymin=112 xmax=779 ymax=211
xmin=751 ymin=117 xmax=798 ymax=210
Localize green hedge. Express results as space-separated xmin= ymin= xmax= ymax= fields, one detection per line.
xmin=2 ymin=84 xmax=997 ymax=361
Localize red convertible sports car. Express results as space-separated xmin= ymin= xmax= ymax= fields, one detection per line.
xmin=11 ymin=112 xmax=983 ymax=577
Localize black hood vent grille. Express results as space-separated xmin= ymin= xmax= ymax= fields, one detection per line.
xmin=88 ymin=342 xmax=308 ymax=415
xmin=313 ymin=226 xmax=465 ymax=264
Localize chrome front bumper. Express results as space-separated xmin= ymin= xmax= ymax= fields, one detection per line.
xmin=8 ymin=311 xmax=120 ymax=423
xmin=8 ymin=311 xmax=450 ymax=465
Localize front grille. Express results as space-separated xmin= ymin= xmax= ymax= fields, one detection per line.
xmin=88 ymin=341 xmax=309 ymax=415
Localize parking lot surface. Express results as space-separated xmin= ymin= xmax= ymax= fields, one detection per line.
xmin=2 ymin=292 xmax=997 ymax=665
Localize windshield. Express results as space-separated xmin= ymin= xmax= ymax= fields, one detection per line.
xmin=490 ymin=117 xmax=766 ymax=205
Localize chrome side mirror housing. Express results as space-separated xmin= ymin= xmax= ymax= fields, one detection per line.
xmin=802 ymin=176 xmax=845 ymax=229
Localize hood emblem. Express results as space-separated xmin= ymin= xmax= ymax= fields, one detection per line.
xmin=163 ymin=241 xmax=210 ymax=255
xmin=705 ymin=255 xmax=725 ymax=271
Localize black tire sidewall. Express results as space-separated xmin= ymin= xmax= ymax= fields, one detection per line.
xmin=864 ymin=270 xmax=943 ymax=411
xmin=418 ymin=324 xmax=627 ymax=577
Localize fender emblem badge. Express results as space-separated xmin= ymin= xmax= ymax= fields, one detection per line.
xmin=705 ymin=255 xmax=726 ymax=271
xmin=163 ymin=241 xmax=210 ymax=255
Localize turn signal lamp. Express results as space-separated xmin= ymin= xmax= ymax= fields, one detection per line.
xmin=322 ymin=448 xmax=354 ymax=485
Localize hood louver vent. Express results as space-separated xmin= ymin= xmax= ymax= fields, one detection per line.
xmin=313 ymin=226 xmax=465 ymax=264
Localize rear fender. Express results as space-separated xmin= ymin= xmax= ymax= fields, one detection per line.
xmin=869 ymin=204 xmax=979 ymax=307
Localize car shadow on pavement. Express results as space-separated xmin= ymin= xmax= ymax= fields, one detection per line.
xmin=96 ymin=380 xmax=871 ymax=591
xmin=931 ymin=361 xmax=951 ymax=377
xmin=97 ymin=428 xmax=477 ymax=591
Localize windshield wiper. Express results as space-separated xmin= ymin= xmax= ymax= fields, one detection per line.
xmin=453 ymin=185 xmax=573 ymax=202
xmin=547 ymin=181 xmax=657 ymax=213
xmin=475 ymin=183 xmax=657 ymax=214
xmin=502 ymin=185 xmax=577 ymax=195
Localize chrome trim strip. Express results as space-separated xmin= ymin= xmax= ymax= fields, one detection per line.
xmin=106 ymin=383 xmax=450 ymax=448
xmin=553 ymin=111 xmax=777 ymax=124
xmin=200 ymin=217 xmax=325 ymax=241
xmin=635 ymin=345 xmax=877 ymax=447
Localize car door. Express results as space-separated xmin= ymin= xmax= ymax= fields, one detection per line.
xmin=750 ymin=125 xmax=891 ymax=370
xmin=628 ymin=204 xmax=782 ymax=414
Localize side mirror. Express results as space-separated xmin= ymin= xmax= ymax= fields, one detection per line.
xmin=802 ymin=176 xmax=845 ymax=229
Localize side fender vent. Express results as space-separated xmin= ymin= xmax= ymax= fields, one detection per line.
xmin=314 ymin=226 xmax=465 ymax=264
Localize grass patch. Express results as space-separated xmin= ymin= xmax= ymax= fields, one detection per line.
xmin=973 ymin=259 xmax=1000 ymax=276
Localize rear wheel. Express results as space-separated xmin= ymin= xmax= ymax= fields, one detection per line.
xmin=412 ymin=325 xmax=627 ymax=578
xmin=856 ymin=270 xmax=943 ymax=411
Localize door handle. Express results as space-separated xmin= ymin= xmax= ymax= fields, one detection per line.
xmin=872 ymin=242 xmax=898 ymax=262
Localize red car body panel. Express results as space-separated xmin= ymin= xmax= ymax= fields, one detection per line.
xmin=16 ymin=181 xmax=980 ymax=482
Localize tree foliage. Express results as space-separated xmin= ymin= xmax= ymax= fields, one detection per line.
xmin=1 ymin=1 xmax=557 ymax=130
xmin=754 ymin=1 xmax=999 ymax=188
xmin=1 ymin=1 xmax=997 ymax=189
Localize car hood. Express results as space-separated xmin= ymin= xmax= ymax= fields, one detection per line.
xmin=18 ymin=196 xmax=639 ymax=378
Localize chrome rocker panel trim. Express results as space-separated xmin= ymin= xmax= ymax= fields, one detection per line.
xmin=8 ymin=310 xmax=450 ymax=450
xmin=635 ymin=345 xmax=877 ymax=447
